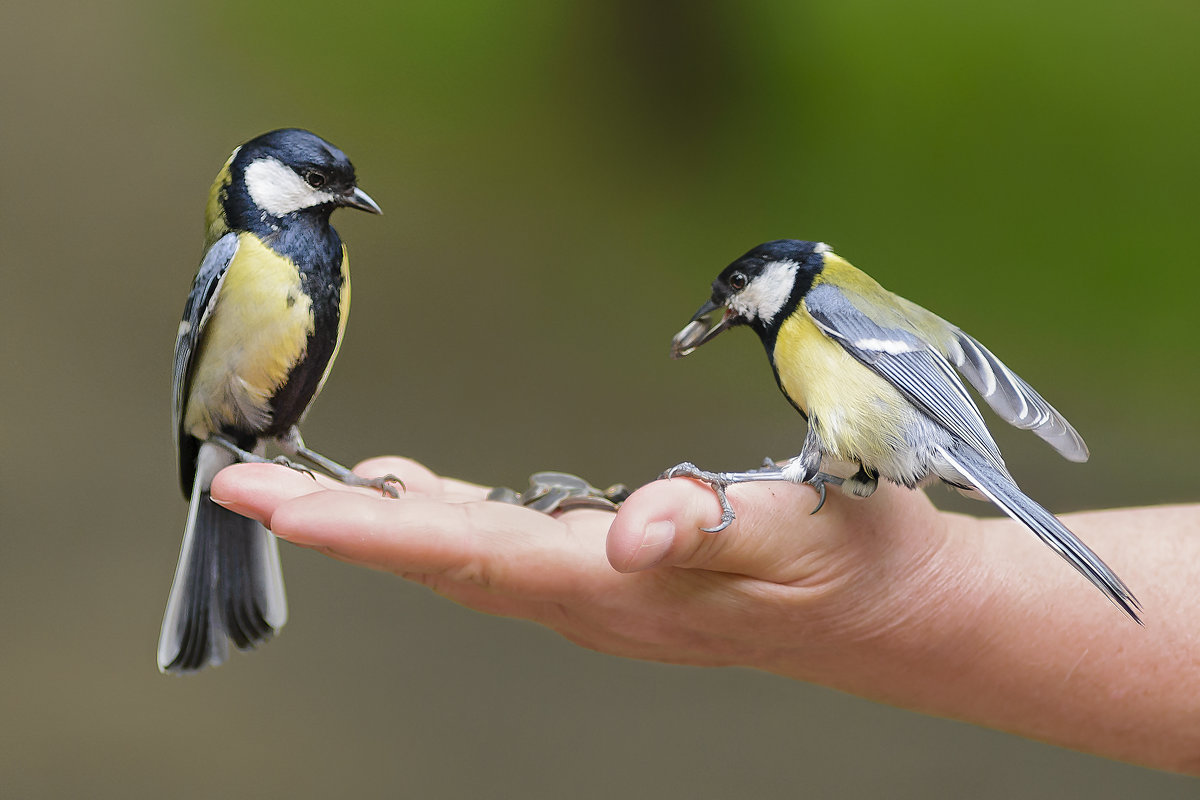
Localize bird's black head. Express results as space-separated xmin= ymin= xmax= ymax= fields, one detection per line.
xmin=219 ymin=128 xmax=381 ymax=233
xmin=670 ymin=239 xmax=827 ymax=358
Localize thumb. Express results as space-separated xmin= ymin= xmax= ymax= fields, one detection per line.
xmin=607 ymin=476 xmax=841 ymax=583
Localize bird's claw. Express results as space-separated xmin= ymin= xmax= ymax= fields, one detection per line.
xmin=660 ymin=461 xmax=720 ymax=484
xmin=372 ymin=474 xmax=405 ymax=499
xmin=659 ymin=461 xmax=695 ymax=481
xmin=330 ymin=471 xmax=406 ymax=497
xmin=805 ymin=472 xmax=843 ymax=515
xmin=701 ymin=483 xmax=736 ymax=533
xmin=661 ymin=462 xmax=737 ymax=533
xmin=809 ymin=480 xmax=828 ymax=515
xmin=272 ymin=455 xmax=317 ymax=482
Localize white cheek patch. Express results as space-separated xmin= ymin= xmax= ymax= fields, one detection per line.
xmin=243 ymin=158 xmax=336 ymax=217
xmin=728 ymin=259 xmax=799 ymax=324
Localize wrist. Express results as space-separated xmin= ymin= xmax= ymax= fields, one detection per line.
xmin=752 ymin=485 xmax=995 ymax=691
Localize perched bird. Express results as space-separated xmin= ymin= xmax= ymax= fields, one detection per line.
xmin=161 ymin=128 xmax=398 ymax=673
xmin=664 ymin=239 xmax=1140 ymax=622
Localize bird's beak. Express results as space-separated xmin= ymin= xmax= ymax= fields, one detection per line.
xmin=340 ymin=186 xmax=382 ymax=214
xmin=670 ymin=299 xmax=732 ymax=359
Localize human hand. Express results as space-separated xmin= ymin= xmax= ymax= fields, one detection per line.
xmin=211 ymin=457 xmax=1200 ymax=770
xmin=209 ymin=456 xmax=963 ymax=673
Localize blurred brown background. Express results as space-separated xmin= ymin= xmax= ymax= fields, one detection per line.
xmin=2 ymin=0 xmax=1197 ymax=796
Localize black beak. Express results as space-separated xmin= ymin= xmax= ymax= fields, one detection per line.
xmin=669 ymin=299 xmax=733 ymax=359
xmin=340 ymin=186 xmax=382 ymax=214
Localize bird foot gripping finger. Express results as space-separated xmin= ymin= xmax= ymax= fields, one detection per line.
xmin=271 ymin=455 xmax=318 ymax=481
xmin=322 ymin=469 xmax=406 ymax=498
xmin=805 ymin=472 xmax=844 ymax=515
xmin=659 ymin=461 xmax=717 ymax=482
xmin=357 ymin=473 xmax=405 ymax=498
xmin=809 ymin=479 xmax=828 ymax=515
xmin=376 ymin=474 xmax=406 ymax=499
xmin=701 ymin=482 xmax=737 ymax=533
xmin=660 ymin=462 xmax=737 ymax=533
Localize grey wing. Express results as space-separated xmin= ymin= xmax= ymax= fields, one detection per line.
xmin=172 ymin=233 xmax=239 ymax=447
xmin=944 ymin=329 xmax=1088 ymax=462
xmin=804 ymin=283 xmax=1010 ymax=477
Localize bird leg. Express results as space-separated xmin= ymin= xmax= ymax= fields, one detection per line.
xmin=660 ymin=462 xmax=782 ymax=532
xmin=210 ymin=434 xmax=317 ymax=481
xmin=276 ymin=427 xmax=404 ymax=498
xmin=783 ymin=419 xmax=847 ymax=513
xmin=660 ymin=461 xmax=844 ymax=532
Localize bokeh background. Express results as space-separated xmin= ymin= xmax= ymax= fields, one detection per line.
xmin=2 ymin=0 xmax=1197 ymax=796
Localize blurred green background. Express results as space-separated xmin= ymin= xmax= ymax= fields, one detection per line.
xmin=2 ymin=0 xmax=1197 ymax=796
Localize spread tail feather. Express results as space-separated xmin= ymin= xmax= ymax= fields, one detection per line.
xmin=936 ymin=443 xmax=1141 ymax=623
xmin=158 ymin=443 xmax=287 ymax=673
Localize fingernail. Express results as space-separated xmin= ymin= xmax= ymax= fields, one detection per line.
xmin=210 ymin=494 xmax=237 ymax=510
xmin=626 ymin=519 xmax=675 ymax=571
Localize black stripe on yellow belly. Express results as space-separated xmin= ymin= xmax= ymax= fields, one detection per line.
xmin=263 ymin=242 xmax=348 ymax=435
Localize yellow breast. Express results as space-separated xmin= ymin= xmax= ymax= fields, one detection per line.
xmin=183 ymin=233 xmax=315 ymax=437
xmin=773 ymin=305 xmax=912 ymax=466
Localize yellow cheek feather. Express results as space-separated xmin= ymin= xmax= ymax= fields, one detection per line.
xmin=183 ymin=233 xmax=314 ymax=437
xmin=773 ymin=305 xmax=911 ymax=466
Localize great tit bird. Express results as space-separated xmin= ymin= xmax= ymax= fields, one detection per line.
xmin=665 ymin=239 xmax=1140 ymax=622
xmin=161 ymin=128 xmax=398 ymax=673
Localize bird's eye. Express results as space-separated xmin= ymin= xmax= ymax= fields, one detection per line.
xmin=729 ymin=272 xmax=748 ymax=291
xmin=304 ymin=171 xmax=327 ymax=189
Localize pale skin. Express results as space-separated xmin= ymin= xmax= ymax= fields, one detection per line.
xmin=211 ymin=457 xmax=1200 ymax=774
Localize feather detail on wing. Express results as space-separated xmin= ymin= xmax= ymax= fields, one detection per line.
xmin=944 ymin=329 xmax=1089 ymax=462
xmin=173 ymin=233 xmax=240 ymax=449
xmin=803 ymin=283 xmax=1011 ymax=478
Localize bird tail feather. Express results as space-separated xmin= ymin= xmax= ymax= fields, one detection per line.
xmin=936 ymin=442 xmax=1141 ymax=623
xmin=157 ymin=442 xmax=287 ymax=673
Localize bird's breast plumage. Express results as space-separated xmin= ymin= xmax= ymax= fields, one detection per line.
xmin=182 ymin=233 xmax=316 ymax=437
xmin=181 ymin=230 xmax=348 ymax=440
xmin=773 ymin=305 xmax=917 ymax=473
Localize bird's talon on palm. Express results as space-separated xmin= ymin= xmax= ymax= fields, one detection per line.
xmin=660 ymin=461 xmax=700 ymax=481
xmin=378 ymin=474 xmax=405 ymax=498
xmin=273 ymin=456 xmax=317 ymax=481
xmin=700 ymin=483 xmax=737 ymax=533
xmin=662 ymin=462 xmax=726 ymax=486
xmin=808 ymin=479 xmax=828 ymax=515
